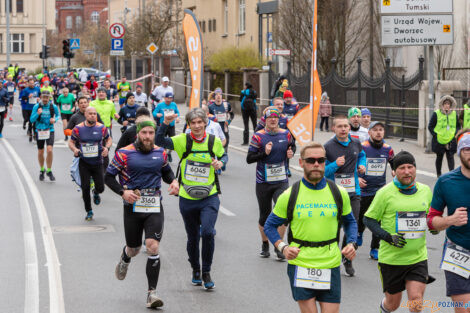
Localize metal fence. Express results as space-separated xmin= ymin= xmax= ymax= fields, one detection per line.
xmin=269 ymin=57 xmax=425 ymax=139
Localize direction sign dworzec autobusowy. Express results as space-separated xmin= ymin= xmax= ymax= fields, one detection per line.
xmin=380 ymin=0 xmax=453 ymax=14
xmin=381 ymin=14 xmax=454 ymax=46
xmin=109 ymin=23 xmax=125 ymax=39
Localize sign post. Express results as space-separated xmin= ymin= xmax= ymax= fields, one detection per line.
xmin=147 ymin=43 xmax=159 ymax=90
xmin=109 ymin=23 xmax=125 ymax=80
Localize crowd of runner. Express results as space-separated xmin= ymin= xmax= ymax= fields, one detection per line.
xmin=1 ymin=67 xmax=470 ymax=313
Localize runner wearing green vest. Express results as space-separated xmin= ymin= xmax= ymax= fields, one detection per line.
xmin=56 ymin=88 xmax=76 ymax=140
xmin=364 ymin=151 xmax=434 ymax=313
xmin=264 ymin=141 xmax=358 ymax=313
xmin=428 ymin=95 xmax=460 ymax=177
xmin=8 ymin=64 xmax=15 ymax=77
xmin=459 ymin=103 xmax=470 ymax=129
xmin=40 ymin=81 xmax=54 ymax=99
xmin=117 ymin=76 xmax=131 ymax=107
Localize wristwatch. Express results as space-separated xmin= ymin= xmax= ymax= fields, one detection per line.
xmin=351 ymin=242 xmax=358 ymax=250
xmin=119 ymin=189 xmax=124 ymax=196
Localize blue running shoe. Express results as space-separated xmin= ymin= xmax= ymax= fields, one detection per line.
xmin=93 ymin=190 xmax=101 ymax=205
xmin=85 ymin=210 xmax=94 ymax=221
xmin=202 ymin=272 xmax=215 ymax=290
xmin=357 ymin=232 xmax=363 ymax=247
xmin=192 ymin=270 xmax=202 ymax=286
xmin=370 ymin=249 xmax=378 ymax=260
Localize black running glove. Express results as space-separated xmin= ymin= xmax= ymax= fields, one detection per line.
xmin=385 ymin=233 xmax=407 ymax=248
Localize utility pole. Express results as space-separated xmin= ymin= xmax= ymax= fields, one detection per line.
xmin=6 ymin=0 xmax=10 ymax=67
xmin=42 ymin=0 xmax=47 ymax=69
xmin=426 ymin=46 xmax=435 ymax=152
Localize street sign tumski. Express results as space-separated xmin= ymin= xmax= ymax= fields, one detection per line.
xmin=109 ymin=23 xmax=125 ymax=39
xmin=84 ymin=50 xmax=94 ymax=55
xmin=146 ymin=43 xmax=159 ymax=55
xmin=381 ymin=15 xmax=454 ymax=47
xmin=110 ymin=38 xmax=124 ymax=56
xmin=70 ymin=38 xmax=80 ymax=50
xmin=380 ymin=0 xmax=453 ymax=14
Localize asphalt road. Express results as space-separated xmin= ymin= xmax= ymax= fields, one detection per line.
xmin=0 ymin=102 xmax=460 ymax=313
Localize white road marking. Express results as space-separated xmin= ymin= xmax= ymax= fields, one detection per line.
xmin=219 ymin=205 xmax=236 ymax=217
xmin=228 ymin=125 xmax=244 ymax=132
xmin=2 ymin=139 xmax=66 ymax=313
xmin=0 ymin=144 xmax=39 ymax=313
xmin=416 ymin=169 xmax=437 ymax=178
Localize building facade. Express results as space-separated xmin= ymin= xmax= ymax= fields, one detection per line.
xmin=0 ymin=0 xmax=55 ymax=71
xmin=56 ymin=0 xmax=108 ymax=36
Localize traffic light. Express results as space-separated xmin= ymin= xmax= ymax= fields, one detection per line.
xmin=62 ymin=39 xmax=70 ymax=58
xmin=39 ymin=45 xmax=50 ymax=59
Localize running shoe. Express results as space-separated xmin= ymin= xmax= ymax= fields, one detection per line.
xmin=146 ymin=290 xmax=163 ymax=308
xmin=85 ymin=210 xmax=94 ymax=221
xmin=260 ymin=242 xmax=270 ymax=258
xmin=357 ymin=232 xmax=363 ymax=247
xmin=343 ymin=259 xmax=355 ymax=277
xmin=0 ymin=133 xmax=3 ymax=138
xmin=115 ymin=256 xmax=130 ymax=280
xmin=275 ymin=248 xmax=286 ymax=262
xmin=93 ymin=190 xmax=101 ymax=205
xmin=46 ymin=171 xmax=56 ymax=181
xmin=39 ymin=170 xmax=45 ymax=181
xmin=370 ymin=249 xmax=378 ymax=260
xmin=192 ymin=269 xmax=202 ymax=286
xmin=202 ymin=272 xmax=215 ymax=290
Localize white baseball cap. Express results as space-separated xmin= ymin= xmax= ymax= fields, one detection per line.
xmin=162 ymin=76 xmax=169 ymax=82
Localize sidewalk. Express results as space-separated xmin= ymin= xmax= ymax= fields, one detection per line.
xmin=175 ymin=104 xmax=457 ymax=178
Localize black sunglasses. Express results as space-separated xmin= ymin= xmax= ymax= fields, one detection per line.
xmin=302 ymin=157 xmax=326 ymax=164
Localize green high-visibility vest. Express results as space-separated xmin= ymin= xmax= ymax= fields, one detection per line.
xmin=464 ymin=104 xmax=470 ymax=129
xmin=434 ymin=110 xmax=457 ymax=144
xmin=8 ymin=66 xmax=14 ymax=77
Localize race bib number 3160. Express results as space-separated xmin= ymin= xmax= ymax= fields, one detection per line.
xmin=294 ymin=266 xmax=331 ymax=290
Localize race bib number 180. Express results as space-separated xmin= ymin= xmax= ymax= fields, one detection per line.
xmin=294 ymin=266 xmax=331 ymax=290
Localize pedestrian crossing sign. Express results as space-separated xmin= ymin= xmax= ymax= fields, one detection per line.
xmin=70 ymin=38 xmax=80 ymax=50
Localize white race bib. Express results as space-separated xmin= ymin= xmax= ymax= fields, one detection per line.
xmin=62 ymin=103 xmax=72 ymax=111
xmin=286 ymin=114 xmax=294 ymax=121
xmin=29 ymin=97 xmax=37 ymax=105
xmin=185 ymin=160 xmax=211 ymax=183
xmin=334 ymin=173 xmax=355 ymax=193
xmin=136 ymin=101 xmax=144 ymax=106
xmin=0 ymin=106 xmax=5 ymax=112
xmin=216 ymin=112 xmax=227 ymax=122
xmin=121 ymin=91 xmax=127 ymax=97
xmin=265 ymin=163 xmax=287 ymax=182
xmin=441 ymin=240 xmax=470 ymax=279
xmin=7 ymin=86 xmax=14 ymax=92
xmin=396 ymin=211 xmax=426 ymax=239
xmin=37 ymin=129 xmax=50 ymax=140
xmin=294 ymin=266 xmax=331 ymax=290
xmin=81 ymin=143 xmax=99 ymax=158
xmin=366 ymin=158 xmax=386 ymax=176
xmin=133 ymin=189 xmax=161 ymax=213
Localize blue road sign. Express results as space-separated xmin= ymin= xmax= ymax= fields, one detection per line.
xmin=70 ymin=38 xmax=80 ymax=50
xmin=267 ymin=32 xmax=272 ymax=43
xmin=111 ymin=39 xmax=123 ymax=51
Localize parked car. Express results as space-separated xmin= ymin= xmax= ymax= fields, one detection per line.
xmin=76 ymin=68 xmax=110 ymax=81
xmin=49 ymin=67 xmax=69 ymax=78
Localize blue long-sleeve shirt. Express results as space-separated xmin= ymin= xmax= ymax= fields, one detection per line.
xmin=0 ymin=88 xmax=9 ymax=107
xmin=30 ymin=102 xmax=60 ymax=132
xmin=325 ymin=136 xmax=366 ymax=196
xmin=19 ymin=86 xmax=40 ymax=110
xmin=264 ymin=177 xmax=358 ymax=245
xmin=152 ymin=101 xmax=180 ymax=126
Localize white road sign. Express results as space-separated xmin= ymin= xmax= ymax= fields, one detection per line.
xmin=110 ymin=50 xmax=125 ymax=56
xmin=381 ymin=14 xmax=454 ymax=46
xmin=266 ymin=48 xmax=291 ymax=56
xmin=380 ymin=0 xmax=453 ymax=14
xmin=109 ymin=23 xmax=125 ymax=39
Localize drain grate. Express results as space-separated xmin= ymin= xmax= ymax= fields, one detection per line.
xmin=52 ymin=224 xmax=115 ymax=234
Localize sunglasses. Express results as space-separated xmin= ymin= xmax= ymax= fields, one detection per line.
xmin=302 ymin=157 xmax=326 ymax=164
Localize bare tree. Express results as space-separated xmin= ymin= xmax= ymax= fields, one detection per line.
xmin=275 ymin=0 xmax=385 ymax=77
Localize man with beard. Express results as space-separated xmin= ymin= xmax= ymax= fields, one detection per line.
xmin=69 ymin=106 xmax=112 ymax=221
xmin=263 ymin=141 xmax=357 ymax=313
xmin=348 ymin=107 xmax=369 ymax=143
xmin=105 ymin=117 xmax=179 ymax=309
xmin=364 ymin=151 xmax=433 ymax=313
xmin=358 ymin=121 xmax=395 ymax=260
xmin=428 ymin=129 xmax=470 ymax=313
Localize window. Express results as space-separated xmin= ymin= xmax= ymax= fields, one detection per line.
xmin=91 ymin=11 xmax=99 ymax=24
xmin=0 ymin=34 xmax=3 ymax=53
xmin=76 ymin=16 xmax=82 ymax=28
xmin=239 ymin=0 xmax=245 ymax=33
xmin=65 ymin=16 xmax=72 ymax=29
xmin=208 ymin=20 xmax=212 ymax=32
xmin=223 ymin=0 xmax=228 ymax=34
xmin=16 ymin=0 xmax=23 ymax=13
xmin=5 ymin=0 xmax=11 ymax=13
xmin=202 ymin=20 xmax=206 ymax=32
xmin=213 ymin=19 xmax=216 ymax=32
xmin=10 ymin=33 xmax=24 ymax=53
